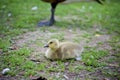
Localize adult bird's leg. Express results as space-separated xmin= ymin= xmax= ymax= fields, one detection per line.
xmin=38 ymin=3 xmax=58 ymax=27
xmin=95 ymin=0 xmax=104 ymax=4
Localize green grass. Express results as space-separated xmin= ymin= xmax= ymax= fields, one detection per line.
xmin=0 ymin=38 xmax=11 ymax=51
xmin=82 ymin=48 xmax=108 ymax=67
xmin=0 ymin=48 xmax=32 ymax=75
xmin=0 ymin=0 xmax=120 ymax=79
xmin=50 ymin=33 xmax=64 ymax=41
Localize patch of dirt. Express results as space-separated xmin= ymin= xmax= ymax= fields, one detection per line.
xmin=1 ymin=26 xmax=119 ymax=80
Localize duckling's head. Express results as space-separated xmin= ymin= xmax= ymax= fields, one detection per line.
xmin=44 ymin=39 xmax=59 ymax=50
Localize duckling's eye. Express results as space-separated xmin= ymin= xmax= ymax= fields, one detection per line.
xmin=49 ymin=42 xmax=53 ymax=44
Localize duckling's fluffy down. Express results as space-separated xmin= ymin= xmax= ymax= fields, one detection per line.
xmin=44 ymin=39 xmax=83 ymax=60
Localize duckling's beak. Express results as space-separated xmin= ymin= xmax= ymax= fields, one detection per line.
xmin=44 ymin=44 xmax=49 ymax=48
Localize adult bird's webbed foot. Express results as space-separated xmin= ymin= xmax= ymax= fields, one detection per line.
xmin=38 ymin=20 xmax=54 ymax=27
xmin=38 ymin=3 xmax=57 ymax=27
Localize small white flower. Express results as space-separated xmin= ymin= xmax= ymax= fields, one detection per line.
xmin=2 ymin=68 xmax=10 ymax=74
xmin=63 ymin=75 xmax=69 ymax=79
xmin=31 ymin=6 xmax=38 ymax=10
xmin=8 ymin=13 xmax=12 ymax=17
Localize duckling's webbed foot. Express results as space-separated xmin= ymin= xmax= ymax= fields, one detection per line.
xmin=75 ymin=57 xmax=82 ymax=61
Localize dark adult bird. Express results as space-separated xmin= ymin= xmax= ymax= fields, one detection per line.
xmin=38 ymin=0 xmax=105 ymax=27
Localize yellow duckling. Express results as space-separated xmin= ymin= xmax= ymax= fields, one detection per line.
xmin=44 ymin=39 xmax=84 ymax=60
